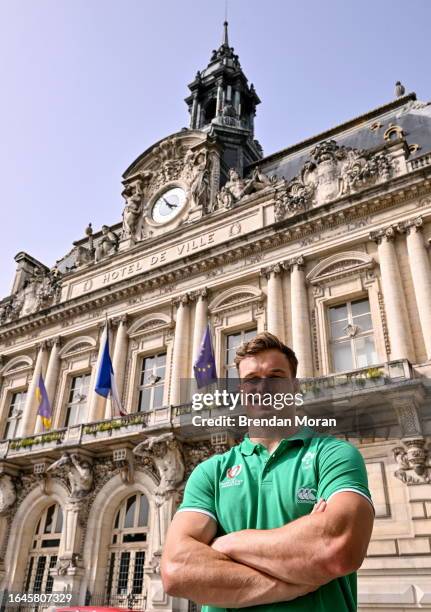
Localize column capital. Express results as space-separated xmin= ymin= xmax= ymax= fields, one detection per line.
xmin=35 ymin=340 xmax=49 ymax=353
xmin=46 ymin=336 xmax=62 ymax=349
xmin=286 ymin=255 xmax=305 ymax=271
xmin=172 ymin=293 xmax=190 ymax=308
xmin=260 ymin=262 xmax=285 ymax=278
xmin=111 ymin=314 xmax=128 ymax=327
xmin=397 ymin=216 xmax=424 ymax=235
xmin=189 ymin=288 xmax=209 ymax=302
xmin=369 ymin=226 xmax=396 ymax=244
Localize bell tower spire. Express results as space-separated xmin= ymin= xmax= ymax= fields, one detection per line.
xmin=185 ymin=20 xmax=262 ymax=175
xmin=222 ymin=20 xmax=229 ymax=47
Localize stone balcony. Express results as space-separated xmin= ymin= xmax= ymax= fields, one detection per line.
xmin=0 ymin=407 xmax=172 ymax=465
xmin=0 ymin=359 xmax=427 ymax=465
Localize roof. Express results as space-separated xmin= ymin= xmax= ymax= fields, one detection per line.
xmin=250 ymin=93 xmax=431 ymax=181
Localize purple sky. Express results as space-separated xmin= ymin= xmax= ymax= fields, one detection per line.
xmin=0 ymin=0 xmax=430 ymax=298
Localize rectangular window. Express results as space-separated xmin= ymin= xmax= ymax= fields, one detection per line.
xmin=328 ymin=297 xmax=377 ymax=373
xmin=65 ymin=374 xmax=91 ymax=426
xmin=138 ymin=353 xmax=166 ymax=412
xmin=4 ymin=391 xmax=27 ymax=439
xmin=224 ymin=329 xmax=257 ymax=379
xmin=132 ymin=551 xmax=145 ymax=594
xmin=117 ymin=551 xmax=130 ymax=594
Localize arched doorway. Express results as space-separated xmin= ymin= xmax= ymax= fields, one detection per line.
xmin=23 ymin=503 xmax=63 ymax=592
xmin=103 ymin=493 xmax=149 ymax=609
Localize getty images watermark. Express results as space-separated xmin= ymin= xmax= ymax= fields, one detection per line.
xmin=189 ymin=388 xmax=337 ymax=428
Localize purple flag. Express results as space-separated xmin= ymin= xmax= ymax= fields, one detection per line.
xmin=193 ymin=324 xmax=218 ymax=389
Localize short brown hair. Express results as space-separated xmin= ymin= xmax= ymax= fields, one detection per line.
xmin=234 ymin=331 xmax=298 ymax=377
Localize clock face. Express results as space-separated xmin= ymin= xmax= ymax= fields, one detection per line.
xmin=151 ymin=187 xmax=186 ymax=223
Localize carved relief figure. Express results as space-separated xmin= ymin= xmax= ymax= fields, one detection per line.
xmin=189 ymin=151 xmax=210 ymax=209
xmin=122 ymin=180 xmax=143 ymax=240
xmin=393 ymin=440 xmax=431 ymax=485
xmin=94 ymin=225 xmax=119 ymax=262
xmin=0 ymin=474 xmax=16 ymax=514
xmin=47 ymin=453 xmax=93 ymax=498
xmin=134 ymin=432 xmax=185 ymax=506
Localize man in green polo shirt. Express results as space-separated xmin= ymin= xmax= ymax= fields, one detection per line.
xmin=161 ymin=332 xmax=374 ymax=611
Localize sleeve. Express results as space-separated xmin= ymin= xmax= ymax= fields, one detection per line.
xmin=177 ymin=461 xmax=217 ymax=523
xmin=317 ymin=439 xmax=373 ymax=509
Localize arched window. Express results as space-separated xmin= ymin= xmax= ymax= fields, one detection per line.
xmin=105 ymin=493 xmax=149 ymax=608
xmin=24 ymin=503 xmax=63 ymax=592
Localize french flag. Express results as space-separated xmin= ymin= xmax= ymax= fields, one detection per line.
xmin=95 ymin=322 xmax=126 ymax=416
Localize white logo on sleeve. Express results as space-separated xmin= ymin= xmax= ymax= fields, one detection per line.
xmin=296 ymin=487 xmax=317 ymax=503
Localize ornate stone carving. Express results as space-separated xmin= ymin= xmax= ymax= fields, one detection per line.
xmin=183 ymin=441 xmax=213 ymax=477
xmin=215 ymin=166 xmax=275 ymax=211
xmin=393 ymin=439 xmax=431 ymax=485
xmin=0 ymin=475 xmax=16 ymax=514
xmin=397 ymin=216 xmax=424 ymax=235
xmin=187 ymin=150 xmax=210 ymax=210
xmin=56 ymin=552 xmax=81 ymax=576
xmin=369 ymin=225 xmax=396 ymax=244
xmin=133 ymin=433 xmax=185 ymax=507
xmin=94 ymin=226 xmax=119 ymax=262
xmin=47 ymin=453 xmax=93 ymax=499
xmin=122 ymin=179 xmax=144 ymax=240
xmin=338 ymin=150 xmax=393 ymax=195
xmin=274 ymin=139 xmax=396 ymax=219
xmin=112 ymin=448 xmax=134 ymax=484
xmin=0 ymin=263 xmax=63 ymax=323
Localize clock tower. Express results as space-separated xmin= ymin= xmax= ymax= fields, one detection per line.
xmin=185 ymin=21 xmax=263 ymax=180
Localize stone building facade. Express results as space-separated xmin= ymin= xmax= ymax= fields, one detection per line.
xmin=0 ymin=22 xmax=431 ymax=611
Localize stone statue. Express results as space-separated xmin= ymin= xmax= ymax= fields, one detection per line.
xmin=190 ymin=151 xmax=210 ymax=208
xmin=243 ymin=165 xmax=274 ymax=193
xmin=215 ymin=168 xmax=247 ymax=210
xmin=94 ymin=225 xmax=119 ymax=262
xmin=0 ymin=474 xmax=16 ymax=514
xmin=134 ymin=433 xmax=185 ymax=506
xmin=122 ymin=182 xmax=143 ymax=240
xmin=47 ymin=453 xmax=93 ymax=498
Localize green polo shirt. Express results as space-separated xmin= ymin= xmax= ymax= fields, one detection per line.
xmin=178 ymin=431 xmax=372 ymax=612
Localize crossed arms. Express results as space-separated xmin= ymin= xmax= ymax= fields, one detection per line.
xmin=161 ymin=492 xmax=374 ymax=608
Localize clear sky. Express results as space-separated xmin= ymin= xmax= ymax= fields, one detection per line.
xmin=0 ymin=0 xmax=430 ymax=298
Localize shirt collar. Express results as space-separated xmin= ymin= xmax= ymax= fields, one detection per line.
xmin=239 ymin=427 xmax=314 ymax=456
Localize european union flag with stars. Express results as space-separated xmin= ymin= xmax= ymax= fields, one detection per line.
xmin=193 ymin=324 xmax=218 ymax=389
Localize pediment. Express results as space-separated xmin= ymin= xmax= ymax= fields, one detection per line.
xmin=307 ymin=251 xmax=375 ymax=284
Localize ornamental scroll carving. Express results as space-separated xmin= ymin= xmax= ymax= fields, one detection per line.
xmin=273 ymin=139 xmax=397 ymax=222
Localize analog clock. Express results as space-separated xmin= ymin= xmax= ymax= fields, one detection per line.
xmin=151 ymin=187 xmax=186 ymax=224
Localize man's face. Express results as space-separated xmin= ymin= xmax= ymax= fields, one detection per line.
xmin=237 ymin=348 xmax=298 ymax=421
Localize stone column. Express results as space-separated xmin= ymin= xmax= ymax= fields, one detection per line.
xmin=370 ymin=228 xmax=414 ymax=361
xmin=87 ymin=324 xmax=107 ymax=423
xmin=289 ymin=257 xmax=313 ymax=378
xmin=105 ymin=316 xmax=128 ymax=418
xmin=263 ymin=264 xmax=285 ymax=341
xmin=191 ymin=289 xmax=208 ymax=374
xmin=51 ymin=499 xmax=84 ymax=594
xmin=20 ymin=343 xmax=48 ymax=436
xmin=35 ymin=337 xmax=61 ymax=433
xmin=190 ymin=93 xmax=198 ymax=129
xmin=170 ymin=296 xmax=190 ymax=406
xmin=402 ymin=218 xmax=431 ymax=359
xmin=216 ymin=80 xmax=223 ymax=117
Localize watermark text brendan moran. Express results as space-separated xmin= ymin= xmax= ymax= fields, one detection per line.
xmin=191 ymin=414 xmax=337 ymax=428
